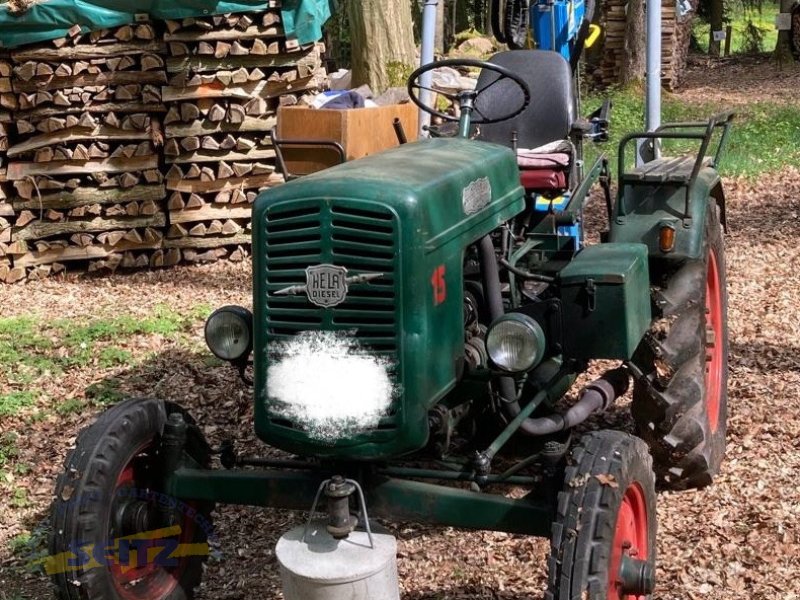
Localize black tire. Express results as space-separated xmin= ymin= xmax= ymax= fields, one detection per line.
xmin=49 ymin=398 xmax=213 ymax=600
xmin=546 ymin=431 xmax=657 ymax=600
xmin=491 ymin=0 xmax=508 ymax=43
xmin=504 ymin=0 xmax=529 ymax=50
xmin=631 ymin=201 xmax=728 ymax=490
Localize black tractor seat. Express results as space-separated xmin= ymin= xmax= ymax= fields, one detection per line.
xmin=475 ymin=50 xmax=577 ymax=194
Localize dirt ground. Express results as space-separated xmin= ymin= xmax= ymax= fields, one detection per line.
xmin=1 ymin=56 xmax=800 ymax=599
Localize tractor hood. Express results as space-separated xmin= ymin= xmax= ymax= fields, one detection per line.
xmin=258 ymin=137 xmax=524 ymax=250
xmin=251 ymin=137 xmax=524 ymax=460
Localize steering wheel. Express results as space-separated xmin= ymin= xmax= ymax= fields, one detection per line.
xmin=407 ymin=58 xmax=531 ymax=125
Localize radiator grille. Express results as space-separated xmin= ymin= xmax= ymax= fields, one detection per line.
xmin=263 ymin=200 xmax=400 ymax=431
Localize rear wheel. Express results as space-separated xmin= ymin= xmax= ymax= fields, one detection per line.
xmin=49 ymin=398 xmax=213 ymax=600
xmin=546 ymin=431 xmax=657 ymax=600
xmin=631 ymin=201 xmax=728 ymax=489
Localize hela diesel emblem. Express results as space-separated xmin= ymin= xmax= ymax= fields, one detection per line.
xmin=273 ymin=264 xmax=384 ymax=308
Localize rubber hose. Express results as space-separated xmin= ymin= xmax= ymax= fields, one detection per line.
xmin=478 ymin=235 xmax=519 ymax=407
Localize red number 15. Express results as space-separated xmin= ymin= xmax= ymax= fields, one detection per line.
xmin=431 ymin=265 xmax=446 ymax=305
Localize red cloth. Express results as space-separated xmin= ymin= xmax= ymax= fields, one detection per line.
xmin=519 ymin=168 xmax=567 ymax=191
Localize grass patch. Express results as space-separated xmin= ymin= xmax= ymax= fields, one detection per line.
xmin=0 ymin=432 xmax=19 ymax=468
xmin=54 ymin=398 xmax=86 ymax=416
xmin=98 ymin=347 xmax=133 ymax=368
xmin=12 ymin=487 xmax=29 ymax=509
xmin=0 ymin=392 xmax=37 ymax=417
xmin=7 ymin=532 xmax=31 ymax=556
xmin=85 ymin=379 xmax=124 ymax=405
xmin=583 ymin=86 xmax=800 ymax=178
xmin=0 ymin=304 xmax=212 ymax=417
xmin=693 ymin=0 xmax=779 ymax=55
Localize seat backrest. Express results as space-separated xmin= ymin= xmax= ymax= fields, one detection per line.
xmin=475 ymin=50 xmax=576 ymax=150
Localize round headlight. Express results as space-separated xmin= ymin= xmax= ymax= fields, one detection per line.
xmin=486 ymin=313 xmax=546 ymax=373
xmin=205 ymin=306 xmax=253 ymax=361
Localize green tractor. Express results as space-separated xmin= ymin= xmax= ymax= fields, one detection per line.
xmin=49 ymin=51 xmax=732 ymax=599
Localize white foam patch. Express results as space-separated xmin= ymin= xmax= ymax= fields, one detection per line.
xmin=266 ymin=331 xmax=394 ymax=443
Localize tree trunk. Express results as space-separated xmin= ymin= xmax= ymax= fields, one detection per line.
xmin=775 ymin=0 xmax=795 ymax=61
xmin=348 ymin=0 xmax=416 ymax=92
xmin=435 ymin=0 xmax=446 ymax=53
xmin=709 ymin=0 xmax=723 ymax=56
xmin=618 ymin=0 xmax=646 ymax=84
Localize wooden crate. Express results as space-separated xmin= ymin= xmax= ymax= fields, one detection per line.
xmin=276 ymin=102 xmax=419 ymax=175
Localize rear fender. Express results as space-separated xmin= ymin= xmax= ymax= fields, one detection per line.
xmin=609 ymin=167 xmax=724 ymax=262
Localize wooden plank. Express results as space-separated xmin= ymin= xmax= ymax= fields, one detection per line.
xmin=167 ymin=172 xmax=282 ymax=193
xmin=12 ymin=42 xmax=166 ymax=61
xmin=10 ymin=185 xmax=165 ymax=210
xmin=14 ymin=240 xmax=163 ymax=267
xmin=14 ymin=213 xmax=166 ymax=241
xmin=13 ymin=71 xmax=167 ymax=94
xmin=7 ymin=156 xmax=158 ymax=180
xmin=168 ymin=148 xmax=275 ymax=165
xmin=161 ymin=72 xmax=321 ymax=102
xmin=7 ymin=126 xmax=151 ymax=157
xmin=164 ymin=25 xmax=283 ymax=42
xmin=166 ymin=45 xmax=320 ymax=74
xmin=16 ymin=102 xmax=166 ymax=122
xmin=170 ymin=205 xmax=253 ymax=224
xmin=164 ymin=115 xmax=278 ymax=138
xmin=164 ymin=233 xmax=251 ymax=249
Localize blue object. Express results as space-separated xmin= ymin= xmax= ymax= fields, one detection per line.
xmin=530 ymin=0 xmax=586 ymax=61
xmin=533 ymin=193 xmax=582 ymax=251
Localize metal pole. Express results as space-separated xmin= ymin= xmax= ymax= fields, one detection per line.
xmin=638 ymin=0 xmax=661 ymax=164
xmin=419 ymin=0 xmax=439 ymax=136
xmin=645 ymin=0 xmax=661 ymax=134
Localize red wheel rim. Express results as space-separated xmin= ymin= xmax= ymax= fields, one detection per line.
xmin=704 ymin=248 xmax=723 ymax=433
xmin=608 ymin=483 xmax=649 ymax=600
xmin=108 ymin=440 xmax=197 ymax=600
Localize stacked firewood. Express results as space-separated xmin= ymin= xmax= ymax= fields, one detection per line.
xmin=2 ymin=23 xmax=169 ymax=279
xmin=160 ymin=10 xmax=326 ymax=265
xmin=0 ymin=53 xmax=11 ymax=281
xmin=598 ymin=0 xmax=691 ymax=90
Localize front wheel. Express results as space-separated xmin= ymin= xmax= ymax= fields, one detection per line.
xmin=49 ymin=398 xmax=213 ymax=600
xmin=546 ymin=431 xmax=657 ymax=600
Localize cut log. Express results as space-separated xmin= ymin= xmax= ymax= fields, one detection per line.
xmin=165 ymin=45 xmax=321 ymax=74
xmin=7 ymin=156 xmax=158 ymax=180
xmin=200 ymin=136 xmax=220 ymax=150
xmin=180 ymin=136 xmax=201 ymax=152
xmin=169 ymin=204 xmax=252 ymax=223
xmin=166 ymin=172 xmax=281 ymax=193
xmin=197 ymin=41 xmax=215 ymax=56
xmin=231 ymin=41 xmax=250 ymax=56
xmin=181 ymin=102 xmax=200 ymax=122
xmin=14 ymin=213 xmax=166 ymax=241
xmin=170 ymin=148 xmax=275 ymax=164
xmin=7 ymin=125 xmax=150 ymax=157
xmin=228 ymin=103 xmax=246 ymax=123
xmin=214 ymin=42 xmax=232 ymax=58
xmin=13 ymin=71 xmax=167 ymax=94
xmin=164 ymin=138 xmax=181 ymax=156
xmin=12 ymin=41 xmax=166 ymax=62
xmin=207 ymin=103 xmax=226 ymax=122
xmin=164 ymin=232 xmax=250 ymax=249
xmin=167 ymin=192 xmax=185 ymax=210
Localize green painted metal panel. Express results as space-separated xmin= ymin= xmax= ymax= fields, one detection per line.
xmin=558 ymin=243 xmax=651 ymax=359
xmin=251 ymin=139 xmax=525 ymax=460
xmin=166 ymin=467 xmax=553 ymax=536
xmin=0 ymin=0 xmax=331 ymax=49
xmin=609 ymin=167 xmax=722 ymax=262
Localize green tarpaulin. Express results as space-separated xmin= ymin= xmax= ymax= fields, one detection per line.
xmin=0 ymin=0 xmax=332 ymax=49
